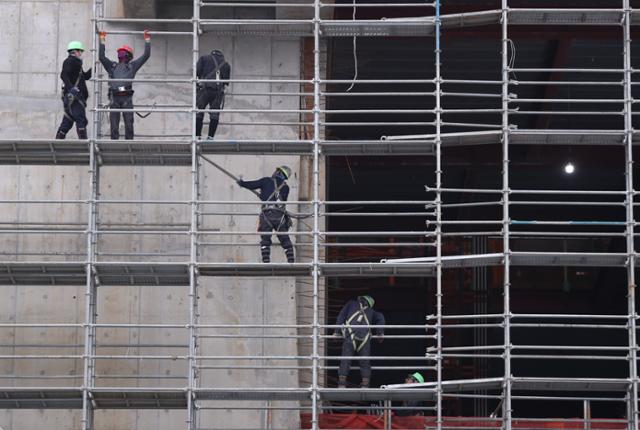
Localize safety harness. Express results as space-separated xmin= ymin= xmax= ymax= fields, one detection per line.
xmin=203 ymin=54 xmax=228 ymax=92
xmin=344 ymin=302 xmax=371 ymax=352
xmin=62 ymin=73 xmax=85 ymax=122
xmin=260 ymin=178 xmax=291 ymax=231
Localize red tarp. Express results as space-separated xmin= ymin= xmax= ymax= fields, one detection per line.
xmin=300 ymin=414 xmax=627 ymax=430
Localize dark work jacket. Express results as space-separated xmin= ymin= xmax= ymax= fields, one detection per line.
xmin=396 ymin=399 xmax=424 ymax=417
xmin=99 ymin=42 xmax=151 ymax=92
xmin=60 ymin=55 xmax=92 ymax=99
xmin=335 ymin=298 xmax=385 ymax=339
xmin=196 ymin=51 xmax=231 ymax=89
xmin=238 ymin=176 xmax=289 ymax=204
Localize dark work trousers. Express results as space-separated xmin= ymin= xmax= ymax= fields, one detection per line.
xmin=56 ymin=96 xmax=88 ymax=139
xmin=338 ymin=338 xmax=371 ymax=380
xmin=196 ymin=87 xmax=224 ymax=138
xmin=258 ymin=209 xmax=294 ymax=263
xmin=110 ymin=94 xmax=134 ymax=140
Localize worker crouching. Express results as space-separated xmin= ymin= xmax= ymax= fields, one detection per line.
xmin=99 ymin=30 xmax=151 ymax=140
xmin=237 ymin=166 xmax=295 ymax=263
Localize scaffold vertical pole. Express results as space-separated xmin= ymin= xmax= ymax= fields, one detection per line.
xmin=501 ymin=0 xmax=512 ymax=428
xmin=82 ymin=1 xmax=103 ymax=429
xmin=623 ymin=2 xmax=638 ymax=429
xmin=187 ymin=0 xmax=200 ymax=428
xmin=434 ymin=0 xmax=443 ymax=428
xmin=312 ymin=0 xmax=321 ymax=427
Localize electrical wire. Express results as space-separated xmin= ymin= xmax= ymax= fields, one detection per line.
xmin=345 ymin=0 xmax=358 ymax=92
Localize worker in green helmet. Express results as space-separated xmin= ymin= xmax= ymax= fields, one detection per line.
xmin=56 ymin=41 xmax=92 ymax=139
xmin=237 ymin=165 xmax=295 ymax=263
xmin=334 ymin=295 xmax=385 ymax=388
xmin=395 ymin=371 xmax=426 ymax=416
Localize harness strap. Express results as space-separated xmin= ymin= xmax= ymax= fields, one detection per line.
xmin=344 ymin=302 xmax=371 ymax=352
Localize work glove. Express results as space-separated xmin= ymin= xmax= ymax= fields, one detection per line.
xmin=99 ymin=31 xmax=106 ymax=41
xmin=236 ymin=179 xmax=243 ymax=186
xmin=143 ymin=29 xmax=151 ymax=42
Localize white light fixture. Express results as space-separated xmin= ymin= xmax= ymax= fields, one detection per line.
xmin=564 ymin=162 xmax=575 ymax=174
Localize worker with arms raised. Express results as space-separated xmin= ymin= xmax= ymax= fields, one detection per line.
xmin=99 ymin=29 xmax=151 ymax=140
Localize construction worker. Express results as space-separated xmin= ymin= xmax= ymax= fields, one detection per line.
xmin=237 ymin=166 xmax=295 ymax=263
xmin=335 ymin=295 xmax=385 ymax=388
xmin=395 ymin=372 xmax=426 ymax=416
xmin=99 ymin=29 xmax=151 ymax=140
xmin=196 ymin=49 xmax=231 ymax=140
xmin=56 ymin=41 xmax=92 ymax=139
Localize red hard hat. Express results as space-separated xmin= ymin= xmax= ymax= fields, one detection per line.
xmin=117 ymin=44 xmax=134 ymax=55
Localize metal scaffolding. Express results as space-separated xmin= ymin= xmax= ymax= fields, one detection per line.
xmin=2 ymin=0 xmax=640 ymax=429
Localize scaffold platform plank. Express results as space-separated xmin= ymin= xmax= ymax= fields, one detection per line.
xmin=0 ymin=263 xmax=190 ymax=286
xmin=1 ymin=253 xmax=633 ymax=285
xmin=321 ymin=262 xmax=435 ymax=277
xmin=97 ymin=141 xmax=192 ymax=166
xmin=0 ymin=263 xmax=86 ymax=285
xmin=321 ymin=140 xmax=434 ymax=155
xmin=0 ymin=140 xmax=89 ymax=165
xmin=0 ymin=388 xmax=83 ymax=409
xmin=0 ymin=378 xmax=628 ymax=409
xmin=320 ymin=388 xmax=434 ymax=402
xmin=386 ymin=252 xmax=632 ymax=268
xmin=94 ymin=263 xmax=190 ymax=286
xmin=0 ymin=133 xmax=633 ymax=165
xmin=0 ymin=388 xmax=189 ymax=409
xmin=91 ymin=388 xmax=188 ymax=409
xmin=511 ymin=377 xmax=630 ymax=392
xmin=196 ymin=388 xmax=309 ymax=401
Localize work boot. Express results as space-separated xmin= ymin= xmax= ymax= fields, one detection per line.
xmin=55 ymin=130 xmax=66 ymax=140
xmin=285 ymin=248 xmax=295 ymax=263
xmin=261 ymin=246 xmax=270 ymax=263
xmin=360 ymin=378 xmax=370 ymax=388
xmin=338 ymin=375 xmax=347 ymax=389
xmin=77 ymin=128 xmax=88 ymax=140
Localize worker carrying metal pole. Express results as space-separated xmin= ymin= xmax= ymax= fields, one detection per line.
xmin=55 ymin=41 xmax=92 ymax=140
xmin=334 ymin=295 xmax=385 ymax=388
xmin=99 ymin=29 xmax=151 ymax=140
xmin=196 ymin=49 xmax=231 ymax=140
xmin=237 ymin=166 xmax=295 ymax=263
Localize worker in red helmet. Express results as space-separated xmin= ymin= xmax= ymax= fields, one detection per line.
xmin=98 ymin=30 xmax=151 ymax=139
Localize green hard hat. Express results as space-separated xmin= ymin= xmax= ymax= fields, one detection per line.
xmin=67 ymin=41 xmax=85 ymax=52
xmin=277 ymin=165 xmax=292 ymax=180
xmin=410 ymin=372 xmax=424 ymax=384
xmin=361 ymin=295 xmax=374 ymax=308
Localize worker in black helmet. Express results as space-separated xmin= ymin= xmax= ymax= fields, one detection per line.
xmin=237 ymin=166 xmax=295 ymax=263
xmin=56 ymin=41 xmax=92 ymax=140
xmin=334 ymin=295 xmax=385 ymax=388
xmin=196 ymin=49 xmax=231 ymax=140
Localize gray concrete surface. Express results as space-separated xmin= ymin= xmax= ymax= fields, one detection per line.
xmin=0 ymin=1 xmax=314 ymax=428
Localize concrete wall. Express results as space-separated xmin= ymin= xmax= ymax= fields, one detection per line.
xmin=0 ymin=1 xmax=307 ymax=428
